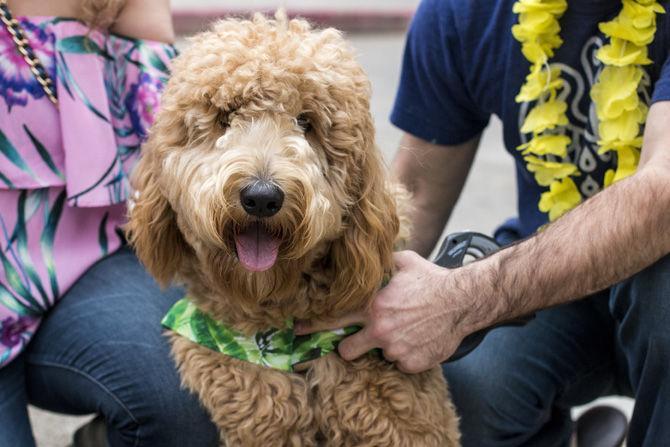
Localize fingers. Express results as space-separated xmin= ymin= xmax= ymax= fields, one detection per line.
xmin=337 ymin=328 xmax=379 ymax=361
xmin=294 ymin=311 xmax=366 ymax=335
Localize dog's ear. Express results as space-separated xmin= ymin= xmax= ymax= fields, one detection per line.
xmin=328 ymin=149 xmax=399 ymax=312
xmin=126 ymin=153 xmax=189 ymax=287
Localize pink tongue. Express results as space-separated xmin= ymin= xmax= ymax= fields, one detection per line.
xmin=234 ymin=222 xmax=280 ymax=272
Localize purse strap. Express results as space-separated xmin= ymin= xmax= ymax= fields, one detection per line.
xmin=0 ymin=0 xmax=58 ymax=105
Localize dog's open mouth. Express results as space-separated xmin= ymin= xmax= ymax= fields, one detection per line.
xmin=234 ymin=222 xmax=281 ymax=272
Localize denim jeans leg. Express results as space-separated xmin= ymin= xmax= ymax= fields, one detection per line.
xmin=609 ymin=253 xmax=670 ymax=447
xmin=443 ymin=291 xmax=617 ymax=447
xmin=24 ymin=246 xmax=219 ymax=447
xmin=0 ymin=355 xmax=35 ymax=447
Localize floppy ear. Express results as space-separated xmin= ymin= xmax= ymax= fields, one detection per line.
xmin=328 ymin=148 xmax=399 ymax=312
xmin=126 ymin=153 xmax=190 ymax=287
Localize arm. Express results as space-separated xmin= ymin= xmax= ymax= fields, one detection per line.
xmin=111 ymin=0 xmax=174 ymax=43
xmin=7 ymin=0 xmax=174 ymax=43
xmin=466 ymin=100 xmax=670 ymax=327
xmin=393 ymin=133 xmax=480 ymax=257
xmin=296 ymin=101 xmax=670 ymax=373
xmin=8 ymin=0 xmax=174 ymax=43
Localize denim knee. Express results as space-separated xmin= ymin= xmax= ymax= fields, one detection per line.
xmin=610 ymin=253 xmax=670 ymax=390
xmin=443 ymin=335 xmax=569 ymax=447
xmin=442 ymin=294 xmax=617 ymax=447
xmin=610 ymin=254 xmax=670 ymax=360
xmin=108 ymin=380 xmax=218 ymax=447
xmin=0 ymin=356 xmax=35 ymax=447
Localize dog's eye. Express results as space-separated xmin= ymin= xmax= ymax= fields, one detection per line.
xmin=297 ymin=114 xmax=312 ymax=132
xmin=218 ymin=111 xmax=230 ymax=130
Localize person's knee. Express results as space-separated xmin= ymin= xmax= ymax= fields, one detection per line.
xmin=152 ymin=391 xmax=217 ymax=444
xmin=611 ymin=253 xmax=670 ymax=340
xmin=110 ymin=381 xmax=218 ymax=447
xmin=443 ymin=352 xmax=556 ymax=446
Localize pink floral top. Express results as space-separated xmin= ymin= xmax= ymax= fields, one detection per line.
xmin=0 ymin=17 xmax=175 ymax=367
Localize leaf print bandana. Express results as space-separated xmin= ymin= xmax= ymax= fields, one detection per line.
xmin=162 ymin=298 xmax=360 ymax=372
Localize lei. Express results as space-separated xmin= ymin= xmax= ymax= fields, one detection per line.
xmin=512 ymin=0 xmax=665 ymax=221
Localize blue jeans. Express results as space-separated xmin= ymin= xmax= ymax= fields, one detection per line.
xmin=0 ymin=247 xmax=219 ymax=447
xmin=443 ymin=253 xmax=670 ymax=447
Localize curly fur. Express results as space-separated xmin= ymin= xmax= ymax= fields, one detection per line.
xmin=127 ymin=12 xmax=460 ymax=446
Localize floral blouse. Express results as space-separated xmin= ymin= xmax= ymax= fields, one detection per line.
xmin=0 ymin=17 xmax=175 ymax=367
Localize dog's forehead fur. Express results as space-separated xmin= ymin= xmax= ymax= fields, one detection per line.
xmin=168 ymin=14 xmax=370 ymax=116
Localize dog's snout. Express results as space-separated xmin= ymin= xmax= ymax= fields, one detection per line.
xmin=240 ymin=181 xmax=284 ymax=218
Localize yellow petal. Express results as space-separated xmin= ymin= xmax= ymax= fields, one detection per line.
xmin=635 ymin=0 xmax=665 ymax=12
xmin=610 ymin=146 xmax=641 ymax=183
xmin=517 ymin=134 xmax=571 ymax=157
xmin=513 ymin=0 xmax=568 ymax=15
xmin=599 ymin=4 xmax=660 ymax=47
xmin=536 ymin=31 xmax=564 ymax=56
xmin=524 ymin=155 xmax=578 ymax=186
xmin=512 ymin=6 xmax=565 ymax=62
xmin=515 ymin=11 xmax=557 ymax=35
xmin=621 ymin=0 xmax=666 ymax=28
xmin=598 ymin=103 xmax=648 ymax=142
xmin=591 ymin=65 xmax=643 ymax=121
xmin=518 ymin=42 xmax=547 ymax=64
xmin=596 ymin=38 xmax=652 ymax=66
xmin=516 ymin=65 xmax=563 ymax=102
xmin=538 ymin=177 xmax=582 ymax=221
xmin=604 ymin=169 xmax=616 ymax=187
xmin=521 ymin=100 xmax=569 ymax=134
xmin=598 ymin=137 xmax=644 ymax=154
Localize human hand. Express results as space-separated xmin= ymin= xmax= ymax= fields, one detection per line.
xmin=295 ymin=251 xmax=491 ymax=373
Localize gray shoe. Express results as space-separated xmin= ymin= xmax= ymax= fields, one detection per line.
xmin=71 ymin=416 xmax=108 ymax=447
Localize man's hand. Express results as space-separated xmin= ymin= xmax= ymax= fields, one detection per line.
xmin=295 ymin=251 xmax=485 ymax=374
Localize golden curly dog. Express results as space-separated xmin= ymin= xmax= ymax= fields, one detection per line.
xmin=127 ymin=12 xmax=460 ymax=447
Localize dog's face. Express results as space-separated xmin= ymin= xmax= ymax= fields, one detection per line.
xmin=170 ymin=109 xmax=343 ymax=274
xmin=128 ymin=14 xmax=399 ymax=316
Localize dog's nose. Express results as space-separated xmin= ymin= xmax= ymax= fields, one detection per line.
xmin=240 ymin=181 xmax=284 ymax=218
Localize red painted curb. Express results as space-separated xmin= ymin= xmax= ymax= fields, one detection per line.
xmin=173 ymin=9 xmax=414 ymax=34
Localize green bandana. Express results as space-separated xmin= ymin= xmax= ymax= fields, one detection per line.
xmin=162 ymin=298 xmax=360 ymax=372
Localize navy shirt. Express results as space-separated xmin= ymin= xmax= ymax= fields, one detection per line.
xmin=391 ymin=0 xmax=670 ymax=238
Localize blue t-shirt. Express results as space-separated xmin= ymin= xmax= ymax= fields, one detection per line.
xmin=391 ymin=0 xmax=670 ymax=238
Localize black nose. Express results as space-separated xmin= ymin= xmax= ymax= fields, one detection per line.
xmin=240 ymin=181 xmax=284 ymax=218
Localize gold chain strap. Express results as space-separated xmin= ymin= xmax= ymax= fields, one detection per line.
xmin=0 ymin=0 xmax=57 ymax=105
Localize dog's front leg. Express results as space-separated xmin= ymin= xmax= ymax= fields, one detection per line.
xmin=170 ymin=336 xmax=317 ymax=447
xmin=308 ymin=353 xmax=460 ymax=447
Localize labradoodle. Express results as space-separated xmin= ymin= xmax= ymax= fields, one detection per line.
xmin=127 ymin=12 xmax=460 ymax=447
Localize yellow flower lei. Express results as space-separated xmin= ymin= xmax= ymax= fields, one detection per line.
xmin=512 ymin=0 xmax=665 ymax=222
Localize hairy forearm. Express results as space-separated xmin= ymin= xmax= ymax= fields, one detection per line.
xmin=405 ymin=187 xmax=457 ymax=257
xmin=393 ymin=133 xmax=480 ymax=257
xmin=454 ymin=165 xmax=670 ymax=331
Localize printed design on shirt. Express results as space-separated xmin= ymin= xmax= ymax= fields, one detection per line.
xmin=0 ymin=19 xmax=56 ymax=110
xmin=518 ymin=36 xmax=651 ymax=199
